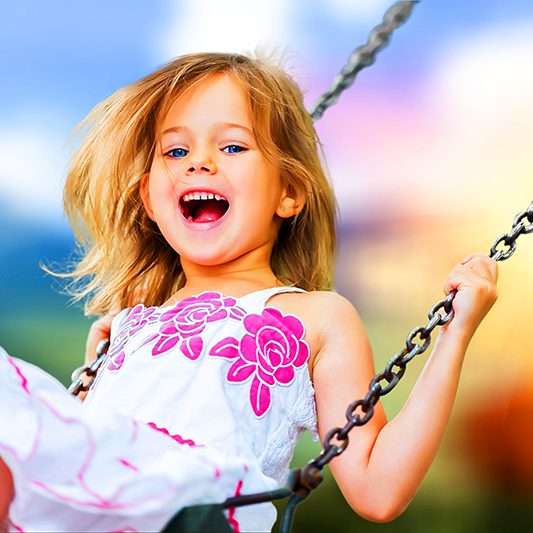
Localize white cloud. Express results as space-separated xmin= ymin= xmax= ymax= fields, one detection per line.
xmin=0 ymin=124 xmax=68 ymax=226
xmin=158 ymin=0 xmax=294 ymax=59
xmin=428 ymin=22 xmax=533 ymax=128
xmin=410 ymin=22 xmax=533 ymax=214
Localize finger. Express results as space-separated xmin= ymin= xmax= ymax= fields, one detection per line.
xmin=444 ymin=270 xmax=498 ymax=299
xmin=443 ymin=271 xmax=463 ymax=296
xmin=77 ymin=369 xmax=97 ymax=402
xmin=471 ymin=256 xmax=498 ymax=284
xmin=460 ymin=254 xmax=476 ymax=265
xmin=84 ymin=314 xmax=115 ymax=366
xmin=443 ymin=266 xmax=480 ymax=295
xmin=485 ymin=256 xmax=498 ymax=283
xmin=460 ymin=252 xmax=487 ymax=266
xmin=76 ymin=379 xmax=91 ymax=402
xmin=459 ymin=254 xmax=498 ymax=282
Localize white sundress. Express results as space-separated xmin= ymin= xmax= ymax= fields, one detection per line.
xmin=0 ymin=286 xmax=319 ymax=532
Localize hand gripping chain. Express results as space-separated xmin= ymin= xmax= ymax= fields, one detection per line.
xmin=68 ymin=339 xmax=110 ymax=396
xmin=293 ymin=202 xmax=533 ymax=494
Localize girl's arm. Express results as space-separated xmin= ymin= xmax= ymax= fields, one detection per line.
xmin=311 ymin=254 xmax=498 ymax=523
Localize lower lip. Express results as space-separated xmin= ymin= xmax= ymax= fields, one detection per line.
xmin=178 ymin=205 xmax=231 ymax=231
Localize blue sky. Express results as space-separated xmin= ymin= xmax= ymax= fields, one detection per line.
xmin=2 ymin=1 xmax=532 ymax=113
xmin=1 ymin=0 xmax=532 ymax=229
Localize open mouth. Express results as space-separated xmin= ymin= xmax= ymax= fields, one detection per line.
xmin=179 ymin=194 xmax=230 ymax=224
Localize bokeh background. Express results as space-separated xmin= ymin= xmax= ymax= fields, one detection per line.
xmin=1 ymin=1 xmax=532 ymax=531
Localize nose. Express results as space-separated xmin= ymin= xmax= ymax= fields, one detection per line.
xmin=186 ymin=156 xmax=217 ymax=175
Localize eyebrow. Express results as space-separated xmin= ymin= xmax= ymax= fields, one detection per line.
xmin=160 ymin=122 xmax=253 ymax=136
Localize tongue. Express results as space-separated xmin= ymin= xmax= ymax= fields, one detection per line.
xmin=193 ymin=200 xmax=227 ymax=223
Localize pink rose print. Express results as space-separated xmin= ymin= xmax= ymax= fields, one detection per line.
xmin=107 ymin=305 xmax=160 ymax=372
xmin=209 ymin=307 xmax=310 ymax=417
xmin=151 ymin=292 xmax=246 ymax=361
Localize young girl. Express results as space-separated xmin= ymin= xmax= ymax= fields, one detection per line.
xmin=0 ymin=51 xmax=498 ymax=532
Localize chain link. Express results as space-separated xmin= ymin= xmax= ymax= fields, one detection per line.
xmin=68 ymin=339 xmax=110 ymax=396
xmin=489 ymin=202 xmax=533 ymax=260
xmin=309 ymin=1 xmax=418 ymax=121
xmin=302 ymin=201 xmax=532 ymax=480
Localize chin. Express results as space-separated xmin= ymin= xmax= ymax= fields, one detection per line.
xmin=179 ymin=247 xmax=239 ymax=267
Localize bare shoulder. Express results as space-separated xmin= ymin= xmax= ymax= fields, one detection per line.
xmin=265 ymin=289 xmax=360 ymax=380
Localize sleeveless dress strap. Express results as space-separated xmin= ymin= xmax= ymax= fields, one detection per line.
xmin=238 ymin=285 xmax=308 ymax=313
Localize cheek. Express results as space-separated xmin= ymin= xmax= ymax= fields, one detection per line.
xmin=149 ymin=178 xmax=177 ymax=213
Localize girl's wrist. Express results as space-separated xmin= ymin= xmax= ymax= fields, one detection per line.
xmin=439 ymin=322 xmax=474 ymax=349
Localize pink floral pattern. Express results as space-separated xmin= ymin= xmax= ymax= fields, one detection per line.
xmin=150 ymin=292 xmax=246 ymax=360
xmin=102 ymin=290 xmax=310 ymax=420
xmin=107 ymin=305 xmax=160 ymax=372
xmin=105 ymin=292 xmax=247 ymax=371
xmin=209 ymin=307 xmax=310 ymax=417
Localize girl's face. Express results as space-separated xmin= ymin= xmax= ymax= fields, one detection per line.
xmin=141 ymin=72 xmax=296 ymax=268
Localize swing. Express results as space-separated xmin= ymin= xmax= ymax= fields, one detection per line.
xmin=68 ymin=2 xmax=533 ymax=532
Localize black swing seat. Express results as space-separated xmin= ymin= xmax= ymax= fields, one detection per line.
xmin=161 ymin=503 xmax=233 ymax=533
xmin=159 ymin=470 xmax=311 ymax=533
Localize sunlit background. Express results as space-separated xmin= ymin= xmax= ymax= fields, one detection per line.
xmin=1 ymin=1 xmax=532 ymax=531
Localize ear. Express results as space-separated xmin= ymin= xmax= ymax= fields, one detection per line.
xmin=139 ymin=173 xmax=155 ymax=220
xmin=276 ymin=181 xmax=305 ymax=219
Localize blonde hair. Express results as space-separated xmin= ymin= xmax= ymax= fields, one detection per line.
xmin=45 ymin=50 xmax=339 ymax=316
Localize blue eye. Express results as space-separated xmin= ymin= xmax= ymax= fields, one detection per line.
xmin=164 ymin=145 xmax=246 ymax=159
xmin=222 ymin=144 xmax=246 ymax=154
xmin=166 ymin=147 xmax=188 ymax=158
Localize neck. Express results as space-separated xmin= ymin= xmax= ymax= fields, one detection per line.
xmin=177 ymin=240 xmax=283 ymax=297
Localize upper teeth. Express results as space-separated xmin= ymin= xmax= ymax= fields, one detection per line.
xmin=182 ymin=192 xmax=227 ymax=202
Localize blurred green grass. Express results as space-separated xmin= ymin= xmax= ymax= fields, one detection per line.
xmin=0 ymin=310 xmax=90 ymax=385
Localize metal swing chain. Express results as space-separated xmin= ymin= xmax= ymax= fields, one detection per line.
xmin=68 ymin=339 xmax=110 ymax=396
xmin=309 ymin=1 xmax=419 ymax=121
xmin=291 ymin=201 xmax=533 ymax=503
